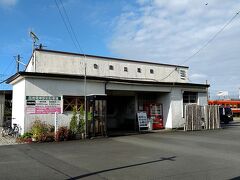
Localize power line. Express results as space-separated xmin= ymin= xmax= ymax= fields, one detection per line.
xmin=58 ymin=0 xmax=85 ymax=55
xmin=1 ymin=57 xmax=15 ymax=76
xmin=54 ymin=0 xmax=88 ymax=137
xmin=159 ymin=10 xmax=240 ymax=82
xmin=54 ymin=0 xmax=79 ymax=51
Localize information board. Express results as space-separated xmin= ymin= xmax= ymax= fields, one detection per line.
xmin=137 ymin=111 xmax=148 ymax=130
xmin=26 ymin=96 xmax=61 ymax=114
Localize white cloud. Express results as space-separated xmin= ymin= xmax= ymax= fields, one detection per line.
xmin=109 ymin=0 xmax=240 ymax=97
xmin=0 ymin=0 xmax=18 ymax=8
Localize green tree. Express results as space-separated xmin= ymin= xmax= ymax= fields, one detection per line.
xmin=78 ymin=104 xmax=85 ymax=134
xmin=70 ymin=106 xmax=78 ymax=135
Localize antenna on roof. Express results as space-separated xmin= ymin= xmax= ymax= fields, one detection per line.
xmin=29 ymin=30 xmax=39 ymax=52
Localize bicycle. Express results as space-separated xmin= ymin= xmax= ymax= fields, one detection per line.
xmin=1 ymin=124 xmax=20 ymax=138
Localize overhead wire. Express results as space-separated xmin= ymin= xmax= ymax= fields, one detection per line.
xmin=0 ymin=57 xmax=16 ymax=80
xmin=54 ymin=0 xmax=79 ymax=51
xmin=159 ymin=10 xmax=240 ymax=82
xmin=58 ymin=0 xmax=85 ymax=55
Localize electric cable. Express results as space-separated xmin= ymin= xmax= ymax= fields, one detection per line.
xmin=159 ymin=10 xmax=240 ymax=82
xmin=54 ymin=0 xmax=79 ymax=51
xmin=58 ymin=0 xmax=85 ymax=55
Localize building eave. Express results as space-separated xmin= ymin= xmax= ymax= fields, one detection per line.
xmin=6 ymin=72 xmax=210 ymax=88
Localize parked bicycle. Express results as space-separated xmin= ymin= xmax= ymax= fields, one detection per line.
xmin=1 ymin=124 xmax=20 ymax=137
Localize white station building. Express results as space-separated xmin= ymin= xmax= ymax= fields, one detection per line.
xmin=6 ymin=49 xmax=209 ymax=136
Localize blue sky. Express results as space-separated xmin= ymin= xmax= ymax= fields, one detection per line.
xmin=1 ymin=0 xmax=240 ymax=99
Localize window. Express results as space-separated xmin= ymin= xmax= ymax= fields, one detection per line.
xmin=179 ymin=69 xmax=186 ymax=80
xmin=109 ymin=65 xmax=114 ymax=70
xmin=124 ymin=67 xmax=128 ymax=72
xmin=150 ymin=69 xmax=154 ymax=74
xmin=183 ymin=92 xmax=198 ymax=103
xmin=63 ymin=96 xmax=84 ymax=112
xmin=94 ymin=64 xmax=98 ymax=69
xmin=183 ymin=92 xmax=198 ymax=117
xmin=137 ymin=68 xmax=141 ymax=73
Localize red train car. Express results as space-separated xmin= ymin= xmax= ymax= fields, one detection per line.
xmin=208 ymin=100 xmax=240 ymax=115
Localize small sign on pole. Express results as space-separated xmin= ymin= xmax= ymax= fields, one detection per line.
xmin=137 ymin=111 xmax=148 ymax=131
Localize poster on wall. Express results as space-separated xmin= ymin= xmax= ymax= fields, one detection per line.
xmin=26 ymin=96 xmax=61 ymax=114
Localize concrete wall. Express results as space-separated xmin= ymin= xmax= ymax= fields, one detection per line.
xmin=198 ymin=92 xmax=208 ymax=106
xmin=24 ymin=77 xmax=105 ymax=132
xmin=12 ymin=79 xmax=25 ymax=134
xmin=157 ymin=93 xmax=172 ymax=128
xmin=26 ymin=50 xmax=189 ymax=83
xmin=171 ymin=88 xmax=185 ymax=128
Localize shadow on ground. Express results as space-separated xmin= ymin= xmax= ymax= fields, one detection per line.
xmin=68 ymin=156 xmax=176 ymax=180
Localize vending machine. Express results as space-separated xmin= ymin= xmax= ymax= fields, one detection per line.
xmin=144 ymin=103 xmax=164 ymax=130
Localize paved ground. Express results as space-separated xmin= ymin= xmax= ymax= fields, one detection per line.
xmin=0 ymin=127 xmax=17 ymax=146
xmin=0 ymin=120 xmax=240 ymax=180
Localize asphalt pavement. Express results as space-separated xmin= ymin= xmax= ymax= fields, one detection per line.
xmin=0 ymin=120 xmax=240 ymax=180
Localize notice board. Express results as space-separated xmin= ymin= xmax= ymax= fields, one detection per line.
xmin=137 ymin=111 xmax=148 ymax=130
xmin=26 ymin=96 xmax=61 ymax=114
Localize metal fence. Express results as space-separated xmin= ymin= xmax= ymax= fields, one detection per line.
xmin=184 ymin=104 xmax=220 ymax=131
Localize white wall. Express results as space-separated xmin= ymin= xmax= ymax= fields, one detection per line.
xmin=170 ymin=88 xmax=185 ymax=128
xmin=12 ymin=79 xmax=25 ymax=134
xmin=24 ymin=77 xmax=105 ymax=132
xmin=198 ymin=92 xmax=208 ymax=106
xmin=157 ymin=93 xmax=172 ymax=128
xmin=27 ymin=50 xmax=189 ymax=83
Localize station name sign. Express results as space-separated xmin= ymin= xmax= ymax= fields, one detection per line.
xmin=26 ymin=96 xmax=61 ymax=114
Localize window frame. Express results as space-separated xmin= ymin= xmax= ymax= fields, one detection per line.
xmin=62 ymin=95 xmax=84 ymax=112
xmin=109 ymin=65 xmax=114 ymax=70
xmin=93 ymin=64 xmax=98 ymax=69
xmin=137 ymin=68 xmax=141 ymax=73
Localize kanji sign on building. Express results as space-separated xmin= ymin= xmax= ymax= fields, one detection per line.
xmin=26 ymin=96 xmax=61 ymax=114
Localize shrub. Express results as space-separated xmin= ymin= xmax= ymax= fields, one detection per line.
xmin=31 ymin=120 xmax=48 ymax=142
xmin=78 ymin=104 xmax=85 ymax=134
xmin=55 ymin=126 xmax=69 ymax=141
xmin=16 ymin=132 xmax=33 ymax=143
xmin=69 ymin=106 xmax=78 ymax=135
xmin=21 ymin=132 xmax=33 ymax=139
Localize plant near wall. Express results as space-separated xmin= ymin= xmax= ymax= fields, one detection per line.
xmin=77 ymin=104 xmax=85 ymax=137
xmin=30 ymin=120 xmax=48 ymax=142
xmin=16 ymin=132 xmax=33 ymax=143
xmin=69 ymin=106 xmax=78 ymax=139
xmin=55 ymin=126 xmax=68 ymax=141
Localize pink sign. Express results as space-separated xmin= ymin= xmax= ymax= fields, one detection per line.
xmin=26 ymin=96 xmax=62 ymax=114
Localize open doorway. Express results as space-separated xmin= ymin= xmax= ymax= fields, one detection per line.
xmin=107 ymin=95 xmax=137 ymax=135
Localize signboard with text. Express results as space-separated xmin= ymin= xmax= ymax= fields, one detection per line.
xmin=26 ymin=96 xmax=61 ymax=114
xmin=137 ymin=111 xmax=148 ymax=130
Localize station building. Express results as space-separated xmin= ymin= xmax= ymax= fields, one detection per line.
xmin=6 ymin=49 xmax=209 ymax=135
xmin=0 ymin=90 xmax=12 ymax=127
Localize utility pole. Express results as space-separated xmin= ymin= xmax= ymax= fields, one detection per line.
xmin=206 ymin=80 xmax=209 ymax=101
xmin=84 ymin=57 xmax=87 ymax=139
xmin=16 ymin=55 xmax=20 ymax=73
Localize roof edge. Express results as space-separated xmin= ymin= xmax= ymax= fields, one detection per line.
xmin=6 ymin=72 xmax=209 ymax=88
xmin=34 ymin=48 xmax=189 ymax=69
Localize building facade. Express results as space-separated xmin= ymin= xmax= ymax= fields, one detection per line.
xmin=0 ymin=90 xmax=12 ymax=127
xmin=7 ymin=49 xmax=209 ymax=135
